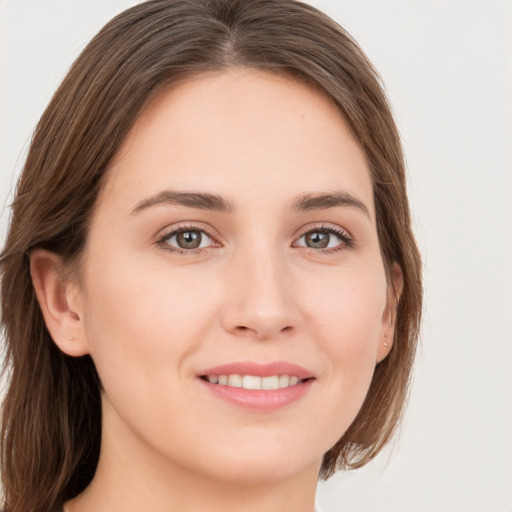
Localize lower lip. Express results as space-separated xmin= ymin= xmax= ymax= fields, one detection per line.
xmin=199 ymin=378 xmax=314 ymax=411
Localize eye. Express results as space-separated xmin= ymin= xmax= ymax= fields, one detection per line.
xmin=293 ymin=226 xmax=352 ymax=252
xmin=157 ymin=226 xmax=218 ymax=253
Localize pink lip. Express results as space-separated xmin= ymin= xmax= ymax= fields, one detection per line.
xmin=198 ymin=361 xmax=315 ymax=379
xmin=197 ymin=361 xmax=315 ymax=412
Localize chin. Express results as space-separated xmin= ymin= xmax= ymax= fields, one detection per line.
xmin=212 ymin=462 xmax=314 ymax=487
xmin=192 ymin=443 xmax=323 ymax=487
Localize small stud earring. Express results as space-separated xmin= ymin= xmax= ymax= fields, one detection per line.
xmin=384 ymin=342 xmax=389 ymax=348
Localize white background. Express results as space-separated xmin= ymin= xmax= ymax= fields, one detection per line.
xmin=1 ymin=1 xmax=511 ymax=511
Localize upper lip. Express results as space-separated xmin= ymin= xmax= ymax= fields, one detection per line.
xmin=198 ymin=361 xmax=315 ymax=380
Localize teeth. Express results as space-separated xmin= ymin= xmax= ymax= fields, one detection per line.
xmin=206 ymin=374 xmax=304 ymax=390
xmin=262 ymin=375 xmax=279 ymax=390
xmin=242 ymin=375 xmax=261 ymax=390
xmin=279 ymin=375 xmax=290 ymax=388
xmin=227 ymin=374 xmax=243 ymax=387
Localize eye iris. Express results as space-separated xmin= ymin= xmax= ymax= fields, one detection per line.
xmin=176 ymin=230 xmax=202 ymax=249
xmin=305 ymin=231 xmax=329 ymax=248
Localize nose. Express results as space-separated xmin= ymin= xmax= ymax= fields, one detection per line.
xmin=220 ymin=247 xmax=299 ymax=341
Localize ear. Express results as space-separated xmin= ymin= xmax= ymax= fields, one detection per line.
xmin=30 ymin=249 xmax=89 ymax=357
xmin=376 ymin=262 xmax=403 ymax=364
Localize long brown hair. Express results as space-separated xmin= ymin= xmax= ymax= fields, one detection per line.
xmin=0 ymin=1 xmax=422 ymax=510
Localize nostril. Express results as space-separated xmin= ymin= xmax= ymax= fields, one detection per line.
xmin=233 ymin=325 xmax=293 ymax=336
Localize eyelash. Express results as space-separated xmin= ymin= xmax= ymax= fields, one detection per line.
xmin=156 ymin=224 xmax=220 ymax=255
xmin=293 ymin=224 xmax=354 ymax=254
xmin=156 ymin=223 xmax=353 ymax=255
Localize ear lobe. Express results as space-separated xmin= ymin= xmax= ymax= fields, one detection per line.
xmin=377 ymin=262 xmax=403 ymax=364
xmin=30 ymin=249 xmax=89 ymax=357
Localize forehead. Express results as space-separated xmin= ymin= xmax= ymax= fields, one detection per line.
xmin=102 ymin=68 xmax=374 ymax=217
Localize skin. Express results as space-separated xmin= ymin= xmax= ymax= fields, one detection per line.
xmin=31 ymin=69 xmax=399 ymax=512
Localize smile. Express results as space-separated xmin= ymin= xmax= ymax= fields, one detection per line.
xmin=201 ymin=374 xmax=306 ymax=390
xmin=198 ymin=362 xmax=315 ymax=411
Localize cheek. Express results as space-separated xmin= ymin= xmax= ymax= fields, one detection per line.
xmin=303 ymin=264 xmax=387 ymax=352
xmin=301 ymin=267 xmax=387 ymax=428
xmin=81 ymin=253 xmax=219 ymax=383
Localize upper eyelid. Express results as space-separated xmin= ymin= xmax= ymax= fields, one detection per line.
xmin=293 ymin=222 xmax=352 ymax=239
xmin=157 ymin=221 xmax=350 ymax=237
xmin=156 ymin=222 xmax=221 ymax=243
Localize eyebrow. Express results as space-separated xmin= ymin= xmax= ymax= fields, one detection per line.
xmin=131 ymin=189 xmax=370 ymax=219
xmin=292 ymin=191 xmax=371 ymax=219
xmin=131 ymin=191 xmax=234 ymax=214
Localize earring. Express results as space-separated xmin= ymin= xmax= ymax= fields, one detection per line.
xmin=384 ymin=341 xmax=389 ymax=347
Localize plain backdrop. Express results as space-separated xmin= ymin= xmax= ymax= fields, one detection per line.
xmin=1 ymin=1 xmax=511 ymax=511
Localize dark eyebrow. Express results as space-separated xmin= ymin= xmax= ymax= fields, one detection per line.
xmin=131 ymin=190 xmax=234 ymax=214
xmin=131 ymin=189 xmax=370 ymax=218
xmin=292 ymin=191 xmax=371 ymax=219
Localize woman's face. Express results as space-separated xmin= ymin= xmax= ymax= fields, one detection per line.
xmin=74 ymin=69 xmax=394 ymax=485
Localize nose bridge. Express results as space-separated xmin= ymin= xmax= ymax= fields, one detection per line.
xmin=222 ymin=240 xmax=297 ymax=339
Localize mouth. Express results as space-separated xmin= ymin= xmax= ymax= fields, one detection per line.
xmin=200 ymin=374 xmax=313 ymax=390
xmin=197 ymin=361 xmax=315 ymax=411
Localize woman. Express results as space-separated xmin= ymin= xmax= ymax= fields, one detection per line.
xmin=0 ymin=1 xmax=422 ymax=511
